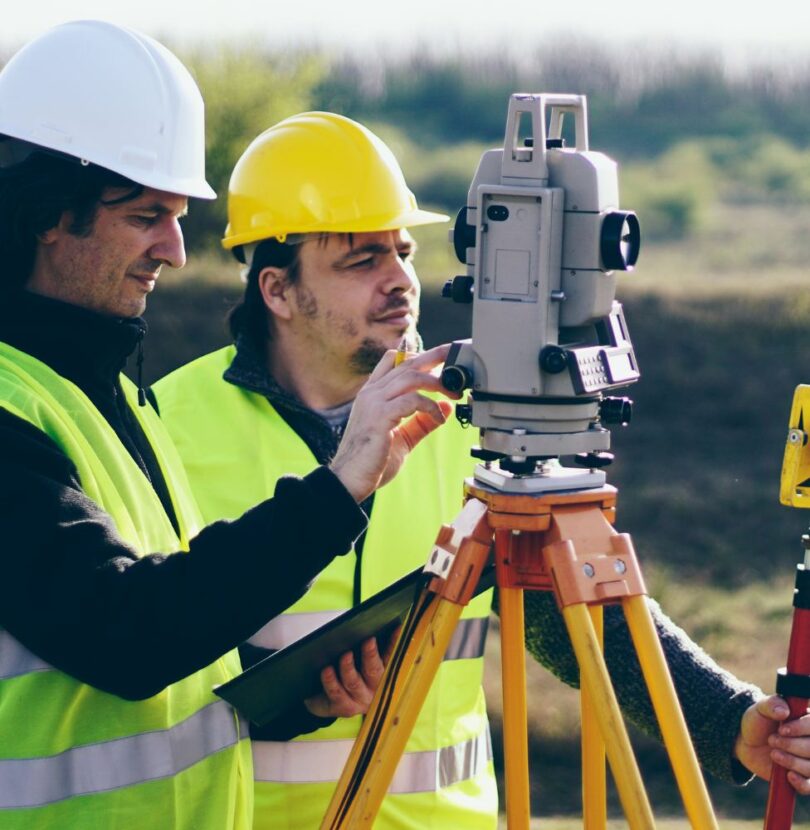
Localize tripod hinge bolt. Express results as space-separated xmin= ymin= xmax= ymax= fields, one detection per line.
xmin=583 ymin=563 xmax=595 ymax=578
xmin=788 ymin=428 xmax=808 ymax=446
xmin=614 ymin=559 xmax=627 ymax=574
xmin=425 ymin=545 xmax=454 ymax=577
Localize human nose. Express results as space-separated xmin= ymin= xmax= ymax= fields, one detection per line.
xmin=380 ymin=254 xmax=418 ymax=295
xmin=149 ymin=217 xmax=187 ymax=269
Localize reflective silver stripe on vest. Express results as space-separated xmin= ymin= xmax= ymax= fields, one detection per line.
xmin=250 ymin=613 xmax=488 ymax=659
xmin=252 ymin=727 xmax=492 ymax=793
xmin=445 ymin=616 xmax=488 ymax=661
xmin=0 ymin=700 xmax=242 ymax=809
xmin=0 ymin=630 xmax=52 ymax=680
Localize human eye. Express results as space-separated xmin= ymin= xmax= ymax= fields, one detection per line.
xmin=398 ymin=244 xmax=416 ymax=263
xmin=130 ymin=213 xmax=159 ymax=228
xmin=346 ymin=256 xmax=375 ymax=270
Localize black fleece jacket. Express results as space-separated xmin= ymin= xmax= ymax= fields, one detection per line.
xmin=0 ymin=290 xmax=367 ymax=700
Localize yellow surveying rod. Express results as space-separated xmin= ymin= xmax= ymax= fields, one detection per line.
xmin=780 ymin=385 xmax=810 ymax=508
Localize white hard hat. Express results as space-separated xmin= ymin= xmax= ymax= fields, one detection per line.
xmin=0 ymin=20 xmax=215 ymax=199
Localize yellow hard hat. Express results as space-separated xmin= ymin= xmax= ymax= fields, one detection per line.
xmin=222 ymin=111 xmax=448 ymax=249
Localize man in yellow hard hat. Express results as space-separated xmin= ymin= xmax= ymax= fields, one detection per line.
xmin=0 ymin=26 xmax=453 ymax=829
xmin=154 ymin=112 xmax=810 ymax=829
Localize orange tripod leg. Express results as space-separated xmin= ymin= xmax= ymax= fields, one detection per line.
xmin=623 ymin=594 xmax=718 ymax=829
xmin=562 ymin=601 xmax=655 ymax=829
xmin=582 ymin=605 xmax=607 ymax=830
xmin=499 ymin=582 xmax=531 ymax=830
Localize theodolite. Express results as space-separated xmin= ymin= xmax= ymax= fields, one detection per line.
xmin=441 ymin=93 xmax=641 ymax=492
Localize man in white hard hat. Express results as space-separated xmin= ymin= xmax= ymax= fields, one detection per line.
xmin=154 ymin=112 xmax=810 ymax=830
xmin=0 ymin=22 xmax=453 ymax=829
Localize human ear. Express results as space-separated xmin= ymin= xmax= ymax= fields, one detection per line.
xmin=37 ymin=212 xmax=73 ymax=246
xmin=258 ymin=266 xmax=293 ymax=321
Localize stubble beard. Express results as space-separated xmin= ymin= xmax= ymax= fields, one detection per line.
xmin=293 ymin=282 xmax=418 ymax=376
xmin=348 ymin=338 xmax=390 ymax=375
xmin=348 ymin=324 xmax=421 ymax=375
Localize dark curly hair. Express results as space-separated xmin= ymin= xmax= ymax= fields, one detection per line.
xmin=0 ymin=138 xmax=143 ymax=289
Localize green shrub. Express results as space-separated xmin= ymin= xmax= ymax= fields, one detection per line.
xmin=178 ymin=46 xmax=324 ymax=249
xmin=734 ymin=136 xmax=810 ymax=203
xmin=620 ymin=141 xmax=717 ymax=240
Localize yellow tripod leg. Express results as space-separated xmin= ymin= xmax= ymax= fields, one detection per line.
xmin=499 ymin=586 xmax=531 ymax=830
xmin=321 ymin=593 xmax=464 ymax=829
xmin=582 ymin=605 xmax=607 ymax=830
xmin=562 ymin=602 xmax=656 ymax=830
xmin=322 ymin=497 xmax=493 ymax=830
xmin=623 ymin=595 xmax=719 ymax=830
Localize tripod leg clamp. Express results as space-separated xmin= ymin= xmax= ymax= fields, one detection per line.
xmin=543 ymin=533 xmax=647 ymax=607
xmin=425 ymin=499 xmax=492 ymax=605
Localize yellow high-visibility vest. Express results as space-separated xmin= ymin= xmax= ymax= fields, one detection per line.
xmin=0 ymin=343 xmax=252 ymax=830
xmin=155 ymin=345 xmax=498 ymax=830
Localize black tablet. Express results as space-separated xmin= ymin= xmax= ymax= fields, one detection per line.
xmin=215 ymin=564 xmax=494 ymax=725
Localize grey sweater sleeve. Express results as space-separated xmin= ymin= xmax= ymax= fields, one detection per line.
xmin=517 ymin=590 xmax=762 ymax=784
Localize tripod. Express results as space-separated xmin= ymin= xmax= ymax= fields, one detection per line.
xmin=320 ymin=476 xmax=719 ymax=829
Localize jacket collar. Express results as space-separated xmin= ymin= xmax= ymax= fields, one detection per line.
xmin=224 ymin=332 xmax=313 ymax=420
xmin=0 ymin=289 xmax=147 ymax=390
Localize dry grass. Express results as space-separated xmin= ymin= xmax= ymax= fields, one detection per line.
xmin=481 ymin=572 xmax=798 ymax=820
xmin=482 ymin=570 xmax=794 ymax=741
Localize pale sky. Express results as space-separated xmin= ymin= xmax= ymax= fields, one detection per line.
xmin=2 ymin=0 xmax=810 ymax=66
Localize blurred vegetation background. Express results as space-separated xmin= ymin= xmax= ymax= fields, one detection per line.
xmin=22 ymin=38 xmax=810 ymax=821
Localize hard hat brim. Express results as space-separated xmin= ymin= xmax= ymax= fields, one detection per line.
xmin=222 ymin=207 xmax=449 ymax=250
